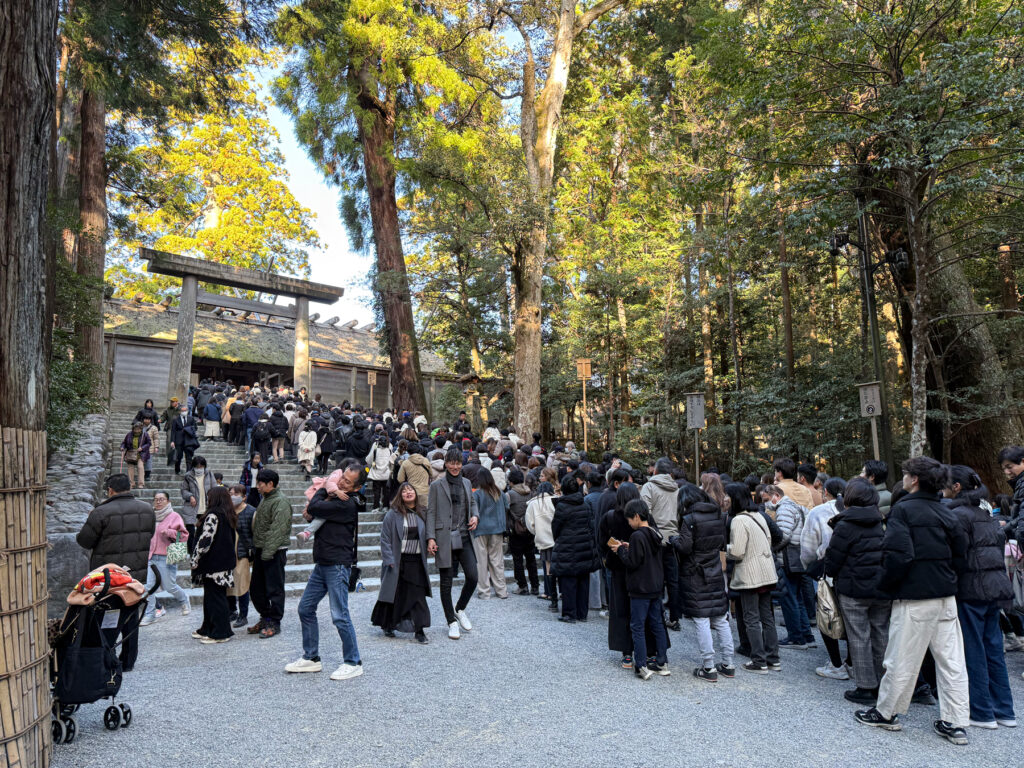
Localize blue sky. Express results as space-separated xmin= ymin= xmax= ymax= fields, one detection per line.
xmin=261 ymin=81 xmax=376 ymax=324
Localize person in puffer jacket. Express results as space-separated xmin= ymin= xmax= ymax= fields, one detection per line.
xmin=551 ymin=474 xmax=600 ymax=622
xmin=824 ymin=478 xmax=890 ymax=702
xmin=671 ymin=484 xmax=733 ymax=681
xmin=945 ymin=465 xmax=1015 ymax=728
xmin=769 ymin=486 xmax=815 ymax=648
xmin=641 ymin=458 xmax=683 ymax=629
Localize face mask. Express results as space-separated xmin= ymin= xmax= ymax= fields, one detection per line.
xmin=229 ymin=495 xmax=243 ymax=505
xmin=195 ymin=468 xmax=205 ymax=476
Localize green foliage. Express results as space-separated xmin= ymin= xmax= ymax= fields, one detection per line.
xmin=105 ymin=60 xmax=320 ymax=301
xmin=48 ymin=260 xmax=102 ymax=453
xmin=432 ymin=384 xmax=466 ymax=425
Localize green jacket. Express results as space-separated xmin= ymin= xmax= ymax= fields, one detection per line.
xmin=252 ymin=488 xmax=291 ymax=559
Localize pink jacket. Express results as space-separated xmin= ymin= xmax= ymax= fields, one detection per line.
xmin=150 ymin=510 xmax=189 ymax=558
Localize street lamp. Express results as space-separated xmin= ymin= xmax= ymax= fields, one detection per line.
xmin=830 ymin=198 xmax=898 ymax=473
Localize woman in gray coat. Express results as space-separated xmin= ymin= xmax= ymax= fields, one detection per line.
xmin=180 ymin=455 xmax=216 ymax=555
xmin=371 ymin=483 xmax=432 ymax=643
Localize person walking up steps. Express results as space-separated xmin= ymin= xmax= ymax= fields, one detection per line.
xmin=426 ymin=447 xmax=479 ymax=640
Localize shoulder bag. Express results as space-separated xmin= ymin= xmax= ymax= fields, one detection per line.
xmin=166 ymin=532 xmax=188 ymax=566
xmin=816 ymin=575 xmax=845 ymax=639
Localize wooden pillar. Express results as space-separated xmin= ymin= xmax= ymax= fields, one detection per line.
xmin=167 ymin=274 xmax=197 ymax=406
xmin=429 ymin=376 xmax=437 ymax=421
xmin=350 ymin=366 xmax=357 ymax=404
xmin=293 ymin=296 xmax=310 ymax=392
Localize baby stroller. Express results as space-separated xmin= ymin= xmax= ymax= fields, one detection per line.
xmin=49 ymin=563 xmax=157 ymax=744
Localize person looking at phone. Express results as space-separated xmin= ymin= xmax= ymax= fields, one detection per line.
xmin=611 ymin=499 xmax=670 ymax=680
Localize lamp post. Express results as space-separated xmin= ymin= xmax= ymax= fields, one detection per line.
xmin=575 ymin=358 xmax=592 ymax=453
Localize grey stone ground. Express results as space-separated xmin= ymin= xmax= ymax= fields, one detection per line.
xmin=52 ymin=593 xmax=1021 ymax=768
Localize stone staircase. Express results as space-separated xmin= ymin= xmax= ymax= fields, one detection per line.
xmin=107 ymin=410 xmax=518 ymax=605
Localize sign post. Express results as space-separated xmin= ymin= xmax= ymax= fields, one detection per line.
xmin=857 ymin=382 xmax=882 ymax=460
xmin=368 ymin=370 xmax=377 ymax=411
xmin=576 ymin=358 xmax=592 ymax=454
xmin=686 ymin=392 xmax=706 ymax=479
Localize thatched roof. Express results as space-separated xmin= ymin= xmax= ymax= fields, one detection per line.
xmin=103 ymin=299 xmax=451 ymax=375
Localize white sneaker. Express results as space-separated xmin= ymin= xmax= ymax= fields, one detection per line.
xmin=815 ymin=662 xmax=850 ymax=680
xmin=190 ymin=630 xmax=207 ymax=639
xmin=969 ymin=719 xmax=998 ymax=730
xmin=448 ymin=621 xmax=461 ymax=640
xmin=997 ymin=718 xmax=1017 ymax=727
xmin=285 ymin=657 xmax=323 ymax=673
xmin=139 ymin=615 xmax=156 ymax=626
xmin=455 ymin=609 xmax=472 ymax=631
xmin=329 ymin=663 xmax=363 ymax=681
xmin=181 ymin=604 xmax=191 ymax=616
xmin=199 ymin=636 xmax=230 ymax=644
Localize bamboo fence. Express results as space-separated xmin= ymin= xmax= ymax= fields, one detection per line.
xmin=0 ymin=428 xmax=50 ymax=768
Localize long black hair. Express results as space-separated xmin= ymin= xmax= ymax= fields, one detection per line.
xmin=207 ymin=486 xmax=237 ymax=530
xmin=724 ymin=482 xmax=754 ymax=515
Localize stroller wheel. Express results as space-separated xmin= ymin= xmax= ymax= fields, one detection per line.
xmin=60 ymin=704 xmax=79 ymax=717
xmin=118 ymin=703 xmax=132 ymax=728
xmin=51 ymin=718 xmax=67 ymax=744
xmin=62 ymin=717 xmax=76 ymax=743
xmin=103 ymin=705 xmax=121 ymax=730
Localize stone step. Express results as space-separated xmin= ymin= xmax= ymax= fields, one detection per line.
xmin=168 ymin=568 xmax=517 ymax=605
xmin=169 ymin=556 xmax=518 ymax=588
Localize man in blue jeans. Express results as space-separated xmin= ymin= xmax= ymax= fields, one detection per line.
xmin=285 ymin=458 xmax=365 ymax=680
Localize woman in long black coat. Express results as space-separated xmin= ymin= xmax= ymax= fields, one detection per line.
xmin=601 ymin=482 xmax=642 ymax=664
xmin=190 ymin=486 xmax=238 ymax=643
xmin=551 ymin=474 xmax=600 ymax=623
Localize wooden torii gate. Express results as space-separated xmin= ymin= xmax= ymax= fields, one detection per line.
xmin=140 ymin=248 xmax=345 ymax=401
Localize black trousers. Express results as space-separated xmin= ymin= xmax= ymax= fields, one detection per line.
xmin=739 ymin=589 xmax=779 ymax=665
xmin=185 ymin=523 xmax=197 ymax=555
xmin=438 ymin=538 xmax=477 ymax=624
xmin=558 ymin=574 xmax=590 ymax=620
xmin=250 ymin=549 xmax=287 ymax=624
xmin=661 ymin=547 xmax=681 ymax=622
xmin=228 ymin=419 xmax=243 ymax=445
xmin=173 ymin=444 xmax=194 ymax=473
xmin=511 ymin=545 xmax=539 ymax=590
xmin=198 ymin=580 xmax=233 ymax=639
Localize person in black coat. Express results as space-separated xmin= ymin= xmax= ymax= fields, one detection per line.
xmin=551 ymin=474 xmax=600 ymax=623
xmin=611 ymin=499 xmax=669 ymax=679
xmin=169 ymin=403 xmax=199 ymax=474
xmin=861 ymin=457 xmax=971 ymax=741
xmin=600 ymin=481 xmax=642 ymax=665
xmin=190 ymin=486 xmax=238 ymax=642
xmin=671 ymin=484 xmax=732 ymax=681
xmin=944 ymin=465 xmax=1016 ymax=727
xmin=346 ymin=422 xmax=371 ymax=464
xmin=824 ymin=477 xmax=891 ymax=701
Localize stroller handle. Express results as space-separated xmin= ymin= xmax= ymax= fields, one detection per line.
xmin=147 ymin=563 xmax=163 ymax=596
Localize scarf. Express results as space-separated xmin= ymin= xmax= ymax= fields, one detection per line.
xmin=154 ymin=503 xmax=173 ymax=522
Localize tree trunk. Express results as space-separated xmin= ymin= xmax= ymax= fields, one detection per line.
xmin=728 ymin=265 xmax=742 ymax=463
xmin=76 ymin=87 xmax=107 ymax=378
xmin=354 ymin=92 xmax=425 ymax=413
xmin=509 ymin=0 xmax=626 ymax=437
xmin=0 ymin=1 xmax=57 ymax=765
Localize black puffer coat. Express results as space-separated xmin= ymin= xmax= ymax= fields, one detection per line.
xmin=346 ymin=427 xmax=371 ymax=463
xmin=671 ymin=502 xmax=729 ymax=618
xmin=949 ymin=496 xmax=1013 ymax=605
xmin=823 ymin=504 xmax=886 ymax=599
xmin=76 ymin=493 xmax=156 ymax=574
xmin=551 ymin=492 xmax=600 ymax=576
xmin=879 ymin=491 xmax=968 ymax=599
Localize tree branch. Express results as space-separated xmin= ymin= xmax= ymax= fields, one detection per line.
xmin=575 ymin=0 xmax=628 ymax=35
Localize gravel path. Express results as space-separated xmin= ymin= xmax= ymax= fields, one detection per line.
xmin=52 ymin=593 xmax=1022 ymax=768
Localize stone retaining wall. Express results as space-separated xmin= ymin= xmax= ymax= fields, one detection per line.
xmin=45 ymin=412 xmax=109 ymax=616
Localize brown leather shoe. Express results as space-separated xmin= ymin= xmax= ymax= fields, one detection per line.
xmin=246 ymin=619 xmax=265 ymax=635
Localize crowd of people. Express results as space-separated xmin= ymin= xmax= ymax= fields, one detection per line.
xmin=78 ymin=378 xmax=1024 ymax=745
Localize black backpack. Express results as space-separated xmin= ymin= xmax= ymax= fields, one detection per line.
xmin=253 ymin=421 xmax=271 ymax=441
